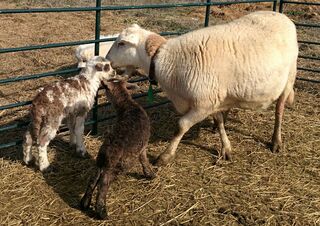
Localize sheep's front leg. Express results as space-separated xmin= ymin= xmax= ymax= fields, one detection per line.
xmin=156 ymin=108 xmax=210 ymax=166
xmin=213 ymin=112 xmax=232 ymax=160
xmin=80 ymin=168 xmax=102 ymax=210
xmin=74 ymin=116 xmax=88 ymax=158
xmin=95 ymin=170 xmax=115 ymax=220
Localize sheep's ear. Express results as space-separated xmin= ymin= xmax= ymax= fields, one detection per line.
xmin=121 ymin=34 xmax=139 ymax=46
xmin=95 ymin=63 xmax=104 ymax=71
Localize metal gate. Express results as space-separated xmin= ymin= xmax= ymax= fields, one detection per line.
xmin=0 ymin=0 xmax=318 ymax=149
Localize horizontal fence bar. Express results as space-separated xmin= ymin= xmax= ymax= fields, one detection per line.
xmin=0 ymin=100 xmax=170 ymax=149
xmin=281 ymin=1 xmax=320 ymax=6
xmin=0 ymin=68 xmax=80 ymax=85
xmin=0 ymin=0 xmax=275 ymax=14
xmin=297 ymin=77 xmax=320 ymax=83
xmin=295 ymin=22 xmax=320 ymax=28
xmin=0 ymin=101 xmax=31 ymax=111
xmin=297 ymin=67 xmax=320 ymax=73
xmin=0 ymin=31 xmax=183 ymax=55
xmin=0 ymin=38 xmax=116 ymax=54
xmin=298 ymin=55 xmax=320 ymax=61
xmin=298 ymin=40 xmax=320 ymax=45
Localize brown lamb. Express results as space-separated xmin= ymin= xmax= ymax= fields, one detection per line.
xmin=80 ymin=79 xmax=155 ymax=219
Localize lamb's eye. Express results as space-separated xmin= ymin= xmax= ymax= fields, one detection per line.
xmin=118 ymin=42 xmax=125 ymax=47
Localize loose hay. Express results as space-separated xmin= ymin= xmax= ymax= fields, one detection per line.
xmin=1 ymin=0 xmax=319 ymax=225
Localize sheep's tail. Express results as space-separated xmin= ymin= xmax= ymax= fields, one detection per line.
xmin=286 ymin=88 xmax=295 ymax=106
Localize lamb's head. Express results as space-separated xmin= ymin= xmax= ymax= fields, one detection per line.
xmin=85 ymin=56 xmax=115 ymax=81
xmin=102 ymin=79 xmax=139 ymax=106
xmin=106 ymin=24 xmax=152 ymax=74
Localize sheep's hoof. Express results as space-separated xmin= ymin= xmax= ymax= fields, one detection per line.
xmin=155 ymin=153 xmax=175 ymax=166
xmin=40 ymin=165 xmax=57 ymax=173
xmin=96 ymin=204 xmax=108 ymax=220
xmin=271 ymin=141 xmax=282 ymax=153
xmin=80 ymin=194 xmax=91 ymax=210
xmin=221 ymin=147 xmax=232 ymax=161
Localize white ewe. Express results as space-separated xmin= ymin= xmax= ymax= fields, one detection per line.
xmin=106 ymin=11 xmax=298 ymax=165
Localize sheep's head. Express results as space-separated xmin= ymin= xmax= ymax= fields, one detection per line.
xmin=106 ymin=24 xmax=149 ymax=72
xmin=85 ymin=56 xmax=116 ymax=81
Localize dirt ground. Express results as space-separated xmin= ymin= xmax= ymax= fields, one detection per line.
xmin=0 ymin=0 xmax=319 ymax=225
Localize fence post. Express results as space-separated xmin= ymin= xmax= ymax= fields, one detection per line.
xmin=279 ymin=0 xmax=284 ymax=13
xmin=204 ymin=0 xmax=211 ymax=27
xmin=92 ymin=0 xmax=101 ymax=135
xmin=273 ymin=0 xmax=277 ymax=11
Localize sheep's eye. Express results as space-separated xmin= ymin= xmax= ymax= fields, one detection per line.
xmin=118 ymin=42 xmax=125 ymax=47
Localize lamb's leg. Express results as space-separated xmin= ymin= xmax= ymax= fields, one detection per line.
xmin=80 ymin=168 xmax=102 ymax=210
xmin=272 ymin=94 xmax=286 ymax=152
xmin=95 ymin=170 xmax=115 ymax=220
xmin=37 ymin=126 xmax=59 ymax=172
xmin=213 ymin=112 xmax=232 ymax=160
xmin=156 ymin=108 xmax=210 ymax=166
xmin=74 ymin=116 xmax=88 ymax=158
xmin=139 ymin=148 xmax=156 ymax=179
xmin=23 ymin=129 xmax=33 ymax=165
xmin=67 ymin=115 xmax=76 ymax=149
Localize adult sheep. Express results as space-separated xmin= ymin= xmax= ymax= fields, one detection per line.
xmin=106 ymin=11 xmax=298 ymax=165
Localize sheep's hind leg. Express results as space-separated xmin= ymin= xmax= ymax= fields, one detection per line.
xmin=95 ymin=170 xmax=115 ymax=220
xmin=139 ymin=148 xmax=156 ymax=179
xmin=271 ymin=94 xmax=286 ymax=152
xmin=23 ymin=129 xmax=34 ymax=165
xmin=37 ymin=127 xmax=58 ymax=172
xmin=213 ymin=112 xmax=232 ymax=160
xmin=74 ymin=116 xmax=88 ymax=158
xmin=80 ymin=168 xmax=102 ymax=210
xmin=156 ymin=108 xmax=210 ymax=166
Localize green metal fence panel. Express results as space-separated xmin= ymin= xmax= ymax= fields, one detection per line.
xmin=0 ymin=0 xmax=319 ymax=149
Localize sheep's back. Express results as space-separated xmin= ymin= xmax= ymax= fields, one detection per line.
xmin=156 ymin=11 xmax=298 ymax=111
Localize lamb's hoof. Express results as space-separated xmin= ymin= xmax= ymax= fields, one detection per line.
xmin=96 ymin=204 xmax=108 ymax=220
xmin=155 ymin=153 xmax=175 ymax=167
xmin=220 ymin=147 xmax=232 ymax=161
xmin=145 ymin=171 xmax=156 ymax=180
xmin=75 ymin=150 xmax=90 ymax=159
xmin=80 ymin=194 xmax=91 ymax=210
xmin=40 ymin=165 xmax=57 ymax=173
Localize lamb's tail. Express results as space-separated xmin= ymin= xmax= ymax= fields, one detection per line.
xmin=286 ymin=88 xmax=295 ymax=106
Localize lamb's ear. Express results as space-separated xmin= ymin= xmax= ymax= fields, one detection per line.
xmin=121 ymin=34 xmax=139 ymax=46
xmin=130 ymin=24 xmax=140 ymax=29
xmin=95 ymin=63 xmax=104 ymax=71
xmin=125 ymin=82 xmax=140 ymax=90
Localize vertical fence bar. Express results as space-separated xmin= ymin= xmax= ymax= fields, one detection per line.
xmin=273 ymin=0 xmax=277 ymax=11
xmin=92 ymin=0 xmax=101 ymax=135
xmin=279 ymin=0 xmax=284 ymax=13
xmin=204 ymin=0 xmax=211 ymax=27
